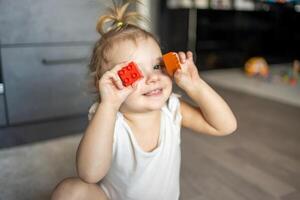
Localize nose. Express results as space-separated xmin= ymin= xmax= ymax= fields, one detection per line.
xmin=145 ymin=71 xmax=160 ymax=85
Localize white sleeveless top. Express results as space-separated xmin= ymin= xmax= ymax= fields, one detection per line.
xmin=88 ymin=93 xmax=182 ymax=200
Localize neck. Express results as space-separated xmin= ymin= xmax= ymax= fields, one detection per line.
xmin=122 ymin=110 xmax=161 ymax=131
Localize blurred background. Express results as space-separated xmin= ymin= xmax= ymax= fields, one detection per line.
xmin=0 ymin=0 xmax=299 ymax=199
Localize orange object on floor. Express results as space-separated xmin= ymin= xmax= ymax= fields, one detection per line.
xmin=244 ymin=57 xmax=269 ymax=78
xmin=162 ymin=52 xmax=181 ymax=76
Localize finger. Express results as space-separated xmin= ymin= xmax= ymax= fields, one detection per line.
xmin=123 ymin=80 xmax=139 ymax=94
xmin=114 ymin=77 xmax=124 ymax=89
xmin=104 ymin=71 xmax=123 ymax=89
xmin=101 ymin=70 xmax=113 ymax=82
xmin=131 ymin=79 xmax=142 ymax=90
xmin=178 ymin=51 xmax=186 ymax=64
xmin=111 ymin=72 xmax=124 ymax=89
xmin=174 ymin=68 xmax=183 ymax=76
xmin=173 ymin=69 xmax=182 ymax=81
xmin=186 ymin=51 xmax=193 ymax=61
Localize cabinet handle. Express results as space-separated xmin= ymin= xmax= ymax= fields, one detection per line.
xmin=0 ymin=83 xmax=4 ymax=94
xmin=41 ymin=57 xmax=88 ymax=66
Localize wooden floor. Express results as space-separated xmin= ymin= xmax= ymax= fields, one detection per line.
xmin=179 ymin=85 xmax=300 ymax=200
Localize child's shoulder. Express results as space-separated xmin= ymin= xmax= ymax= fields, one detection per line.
xmin=167 ymin=93 xmax=181 ymax=110
xmin=87 ymin=102 xmax=123 ymax=122
xmin=163 ymin=93 xmax=182 ymax=123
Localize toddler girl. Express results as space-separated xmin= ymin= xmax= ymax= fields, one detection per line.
xmin=51 ymin=1 xmax=237 ymax=199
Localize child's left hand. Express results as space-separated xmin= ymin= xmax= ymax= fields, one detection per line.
xmin=174 ymin=51 xmax=201 ymax=91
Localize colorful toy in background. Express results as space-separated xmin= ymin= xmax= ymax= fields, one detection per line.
xmin=260 ymin=0 xmax=298 ymax=3
xmin=244 ymin=57 xmax=300 ymax=87
xmin=281 ymin=60 xmax=300 ymax=86
xmin=244 ymin=57 xmax=270 ymax=78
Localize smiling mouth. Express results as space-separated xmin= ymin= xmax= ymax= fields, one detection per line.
xmin=143 ymin=88 xmax=163 ymax=96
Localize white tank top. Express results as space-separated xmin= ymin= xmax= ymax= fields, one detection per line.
xmin=88 ymin=93 xmax=182 ymax=200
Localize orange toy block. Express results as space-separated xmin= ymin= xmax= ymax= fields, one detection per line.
xmin=162 ymin=52 xmax=181 ymax=76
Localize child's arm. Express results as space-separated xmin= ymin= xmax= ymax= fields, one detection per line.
xmin=76 ymin=62 xmax=137 ymax=183
xmin=174 ymin=51 xmax=237 ymax=136
xmin=76 ymin=102 xmax=117 ymax=183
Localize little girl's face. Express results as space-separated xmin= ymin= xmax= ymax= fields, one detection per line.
xmin=107 ymin=37 xmax=172 ymax=113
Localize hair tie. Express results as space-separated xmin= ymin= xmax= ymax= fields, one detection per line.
xmin=116 ymin=21 xmax=124 ymax=28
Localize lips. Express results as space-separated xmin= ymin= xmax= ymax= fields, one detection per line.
xmin=143 ymin=88 xmax=163 ymax=96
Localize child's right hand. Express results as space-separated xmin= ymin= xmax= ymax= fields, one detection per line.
xmin=98 ymin=62 xmax=139 ymax=111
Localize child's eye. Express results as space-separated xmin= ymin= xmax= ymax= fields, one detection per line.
xmin=153 ymin=64 xmax=161 ymax=70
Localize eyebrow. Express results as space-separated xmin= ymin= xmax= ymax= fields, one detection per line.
xmin=135 ymin=57 xmax=163 ymax=68
xmin=154 ymin=57 xmax=163 ymax=63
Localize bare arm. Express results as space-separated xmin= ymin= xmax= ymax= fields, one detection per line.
xmin=180 ymin=79 xmax=237 ymax=136
xmin=174 ymin=51 xmax=237 ymax=136
xmin=76 ymin=103 xmax=118 ymax=183
xmin=76 ymin=62 xmax=137 ymax=183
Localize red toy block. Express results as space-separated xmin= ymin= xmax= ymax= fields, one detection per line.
xmin=162 ymin=52 xmax=181 ymax=76
xmin=118 ymin=62 xmax=143 ymax=87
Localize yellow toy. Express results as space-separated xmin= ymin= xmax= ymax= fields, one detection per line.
xmin=244 ymin=57 xmax=269 ymax=78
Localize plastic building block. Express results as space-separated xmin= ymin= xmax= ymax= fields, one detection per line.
xmin=162 ymin=52 xmax=181 ymax=76
xmin=118 ymin=62 xmax=143 ymax=87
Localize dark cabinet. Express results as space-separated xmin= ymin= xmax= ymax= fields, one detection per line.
xmin=1 ymin=45 xmax=94 ymax=124
xmin=0 ymin=0 xmax=106 ymax=126
xmin=160 ymin=0 xmax=300 ymax=69
xmin=0 ymin=0 xmax=102 ymax=44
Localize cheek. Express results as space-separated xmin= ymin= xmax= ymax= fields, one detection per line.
xmin=126 ymin=75 xmax=172 ymax=98
xmin=163 ymin=75 xmax=173 ymax=88
xmin=123 ymin=82 xmax=145 ymax=102
xmin=165 ymin=77 xmax=173 ymax=96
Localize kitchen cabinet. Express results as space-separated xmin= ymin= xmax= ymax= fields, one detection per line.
xmin=0 ymin=0 xmax=102 ymax=44
xmin=0 ymin=0 xmax=106 ymax=126
xmin=1 ymin=44 xmax=94 ymax=124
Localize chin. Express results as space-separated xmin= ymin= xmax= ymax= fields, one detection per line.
xmin=143 ymin=92 xmax=171 ymax=111
xmin=122 ymin=95 xmax=169 ymax=113
xmin=146 ymin=100 xmax=167 ymax=111
xmin=134 ymin=98 xmax=167 ymax=112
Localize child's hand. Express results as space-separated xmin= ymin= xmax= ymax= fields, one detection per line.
xmin=174 ymin=51 xmax=201 ymax=92
xmin=99 ymin=62 xmax=139 ymax=110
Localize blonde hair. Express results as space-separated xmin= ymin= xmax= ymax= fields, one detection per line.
xmin=89 ymin=0 xmax=159 ymax=93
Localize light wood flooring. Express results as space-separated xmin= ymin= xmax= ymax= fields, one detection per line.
xmin=179 ymin=85 xmax=300 ymax=200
